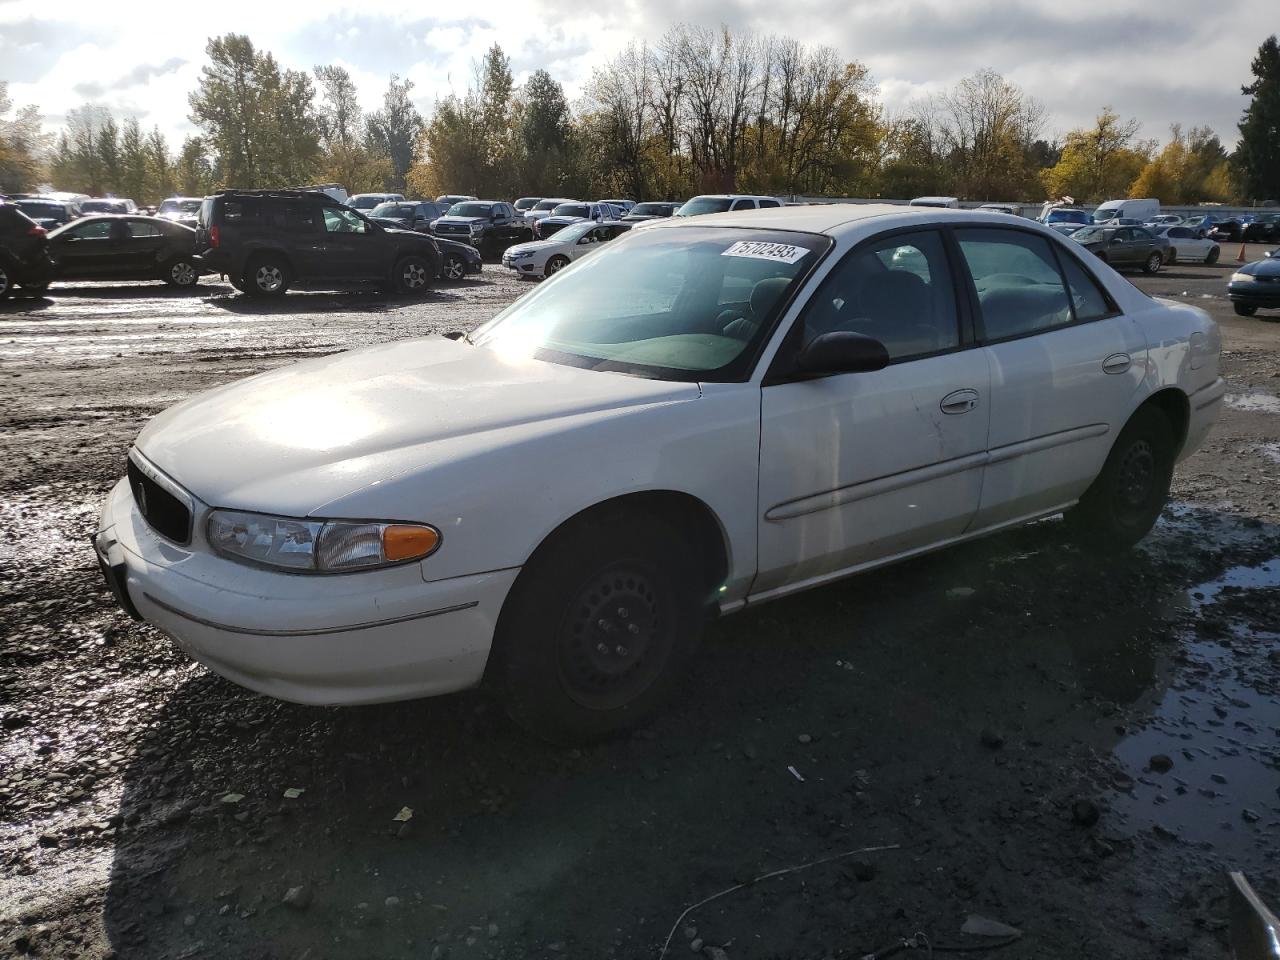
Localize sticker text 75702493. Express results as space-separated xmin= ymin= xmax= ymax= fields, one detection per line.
xmin=721 ymin=241 xmax=809 ymax=265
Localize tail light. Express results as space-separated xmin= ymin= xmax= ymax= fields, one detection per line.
xmin=209 ymin=225 xmax=220 ymax=248
xmin=28 ymin=225 xmax=46 ymax=237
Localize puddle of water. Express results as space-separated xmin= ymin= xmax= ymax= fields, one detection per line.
xmin=1225 ymin=393 xmax=1280 ymax=414
xmin=1255 ymin=442 xmax=1280 ymax=465
xmin=1111 ymin=557 xmax=1280 ymax=850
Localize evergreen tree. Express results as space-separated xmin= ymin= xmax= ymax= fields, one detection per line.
xmin=1233 ymin=34 xmax=1280 ymax=201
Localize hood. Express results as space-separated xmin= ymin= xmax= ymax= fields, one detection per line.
xmin=433 ymin=215 xmax=486 ymax=227
xmin=1239 ymin=254 xmax=1280 ymax=277
xmin=505 ymin=239 xmax=562 ymax=256
xmin=135 ymin=337 xmax=699 ymax=514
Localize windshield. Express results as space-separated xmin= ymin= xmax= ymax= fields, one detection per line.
xmin=514 ymin=198 xmax=540 ymax=210
xmin=349 ymin=196 xmax=383 ymax=209
xmin=1091 ymin=208 xmax=1120 ymax=223
xmin=1046 ymin=210 xmax=1089 ymax=224
xmin=631 ymin=203 xmax=673 ymax=216
xmin=372 ymin=203 xmax=414 ymax=218
xmin=81 ymin=200 xmax=125 ymax=213
xmin=551 ymin=221 xmax=597 ymax=244
xmin=473 ymin=227 xmax=829 ymax=380
xmin=552 ymin=203 xmax=590 ymax=218
xmin=1072 ymin=227 xmax=1110 ymax=242
xmin=158 ymin=199 xmax=201 ymax=214
xmin=532 ymin=199 xmax=566 ymax=212
xmin=676 ymin=197 xmax=733 ymax=217
xmin=16 ymin=201 xmax=65 ymax=218
xmin=449 ymin=202 xmax=493 ymax=217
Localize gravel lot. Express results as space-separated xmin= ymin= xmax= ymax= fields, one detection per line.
xmin=1 ymin=247 xmax=1278 ymax=960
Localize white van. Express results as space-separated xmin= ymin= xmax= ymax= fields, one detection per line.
xmin=1092 ymin=198 xmax=1159 ymax=224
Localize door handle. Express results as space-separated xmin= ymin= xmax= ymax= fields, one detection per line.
xmin=940 ymin=388 xmax=980 ymax=415
xmin=1102 ymin=353 xmax=1131 ymax=375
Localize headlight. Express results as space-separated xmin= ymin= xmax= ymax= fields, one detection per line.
xmin=469 ymin=223 xmax=483 ymax=234
xmin=207 ymin=510 xmax=440 ymax=573
xmin=1229 ymin=272 xmax=1252 ymax=284
xmin=509 ymin=250 xmax=533 ymax=259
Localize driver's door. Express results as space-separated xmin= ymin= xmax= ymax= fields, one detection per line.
xmin=754 ymin=228 xmax=990 ymax=599
xmin=319 ymin=206 xmax=381 ymax=279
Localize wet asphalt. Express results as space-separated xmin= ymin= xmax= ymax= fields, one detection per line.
xmin=0 ymin=249 xmax=1278 ymax=960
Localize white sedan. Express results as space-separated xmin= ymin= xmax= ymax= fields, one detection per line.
xmin=95 ymin=205 xmax=1224 ymax=742
xmin=1152 ymin=225 xmax=1221 ymax=264
xmin=502 ymin=220 xmax=631 ymax=278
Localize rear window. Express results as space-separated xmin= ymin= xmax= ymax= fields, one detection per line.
xmin=0 ymin=205 xmax=37 ymax=227
xmin=677 ymin=197 xmax=733 ymax=216
xmin=552 ymin=204 xmax=590 ymax=218
xmin=16 ymin=202 xmax=65 ymax=218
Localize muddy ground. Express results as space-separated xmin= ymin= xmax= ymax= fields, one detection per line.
xmin=1 ymin=248 xmax=1278 ymax=960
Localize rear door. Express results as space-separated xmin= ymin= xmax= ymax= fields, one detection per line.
xmin=119 ymin=219 xmax=168 ymax=276
xmin=953 ymin=227 xmax=1147 ymax=527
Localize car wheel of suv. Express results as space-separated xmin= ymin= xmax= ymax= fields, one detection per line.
xmin=1065 ymin=406 xmax=1175 ymax=552
xmin=1142 ymin=252 xmax=1162 ymax=274
xmin=244 ymin=256 xmax=290 ymax=297
xmin=164 ymin=258 xmax=199 ymax=288
xmin=492 ymin=509 xmax=702 ymax=744
xmin=0 ymin=262 xmax=11 ymax=300
xmin=441 ymin=252 xmax=467 ymax=281
xmin=395 ymin=255 xmax=433 ymax=294
xmin=1234 ymin=304 xmax=1257 ymax=317
xmin=1206 ymin=247 xmax=1220 ymax=264
xmin=545 ymin=255 xmax=569 ymax=276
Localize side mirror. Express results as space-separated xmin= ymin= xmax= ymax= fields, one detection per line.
xmin=795 ymin=332 xmax=890 ymax=377
xmin=1266 ymin=250 xmax=1274 ymax=258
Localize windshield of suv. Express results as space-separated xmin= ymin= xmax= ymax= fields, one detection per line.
xmin=349 ymin=196 xmax=384 ymax=209
xmin=449 ymin=202 xmax=493 ymax=217
xmin=532 ymin=199 xmax=567 ymax=212
xmin=473 ymin=227 xmax=829 ymax=380
xmin=552 ymin=203 xmax=590 ymax=218
xmin=372 ymin=203 xmax=415 ymax=218
xmin=676 ymin=197 xmax=733 ymax=217
xmin=630 ymin=203 xmax=673 ymax=216
xmin=514 ymin=198 xmax=540 ymax=210
xmin=158 ymin=199 xmax=201 ymax=214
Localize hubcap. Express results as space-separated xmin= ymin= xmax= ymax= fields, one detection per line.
xmin=256 ymin=265 xmax=282 ymax=291
xmin=557 ymin=564 xmax=667 ymax=710
xmin=0 ymin=267 xmax=8 ymax=294
xmin=547 ymin=258 xmax=565 ymax=274
xmin=1114 ymin=439 xmax=1155 ymax=515
xmin=172 ymin=262 xmax=196 ymax=285
xmin=1148 ymin=255 xmax=1160 ymax=271
xmin=445 ymin=258 xmax=464 ymax=280
xmin=403 ymin=262 xmax=427 ymax=288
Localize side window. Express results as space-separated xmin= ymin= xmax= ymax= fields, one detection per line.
xmin=802 ymin=229 xmax=959 ymax=361
xmin=223 ymin=200 xmax=260 ymax=222
xmin=758 ymin=198 xmax=781 ymax=208
xmin=72 ymin=221 xmax=114 ymax=240
xmin=322 ymin=207 xmax=368 ymax=234
xmin=1057 ymin=253 xmax=1116 ymax=323
xmin=267 ymin=202 xmax=315 ymax=233
xmin=126 ymin=221 xmax=161 ymax=238
xmin=729 ymin=198 xmax=753 ymax=211
xmin=954 ymin=229 xmax=1073 ymax=341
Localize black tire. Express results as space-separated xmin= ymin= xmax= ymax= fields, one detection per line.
xmin=544 ymin=255 xmax=570 ymax=277
xmin=1065 ymin=406 xmax=1175 ymax=553
xmin=440 ymin=252 xmax=467 ymax=282
xmin=394 ymin=255 xmax=433 ymax=295
xmin=491 ymin=510 xmax=703 ymax=744
xmin=0 ymin=261 xmax=11 ymax=301
xmin=1206 ymin=246 xmax=1220 ymax=264
xmin=18 ymin=283 xmax=49 ymax=297
xmin=243 ymin=255 xmax=290 ymax=297
xmin=163 ymin=257 xmax=199 ymax=288
xmin=1234 ymin=303 xmax=1257 ymax=317
xmin=1141 ymin=252 xmax=1162 ymax=274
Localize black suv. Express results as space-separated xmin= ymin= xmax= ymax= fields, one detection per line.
xmin=430 ymin=200 xmax=529 ymax=255
xmin=195 ymin=190 xmax=441 ymax=296
xmin=0 ymin=202 xmax=54 ymax=299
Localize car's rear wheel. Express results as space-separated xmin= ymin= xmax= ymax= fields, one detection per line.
xmin=441 ymin=252 xmax=467 ymax=281
xmin=491 ymin=510 xmax=702 ymax=744
xmin=0 ymin=262 xmax=11 ymax=300
xmin=394 ymin=255 xmax=433 ymax=294
xmin=544 ymin=255 xmax=569 ymax=276
xmin=1234 ymin=303 xmax=1257 ymax=317
xmin=1206 ymin=247 xmax=1220 ymax=264
xmin=1142 ymin=252 xmax=1163 ymax=274
xmin=163 ymin=257 xmax=199 ymax=288
xmin=243 ymin=256 xmax=290 ymax=297
xmin=1065 ymin=406 xmax=1175 ymax=552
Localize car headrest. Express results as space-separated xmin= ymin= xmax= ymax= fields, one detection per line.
xmin=750 ymin=276 xmax=792 ymax=317
xmin=862 ymin=270 xmax=929 ymax=321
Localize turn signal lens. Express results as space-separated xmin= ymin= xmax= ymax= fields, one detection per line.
xmin=383 ymin=524 xmax=440 ymax=561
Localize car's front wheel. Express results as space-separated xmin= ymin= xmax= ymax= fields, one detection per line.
xmin=1234 ymin=303 xmax=1257 ymax=317
xmin=395 ymin=255 xmax=433 ymax=295
xmin=1065 ymin=406 xmax=1175 ymax=552
xmin=491 ymin=510 xmax=702 ymax=744
xmin=544 ymin=254 xmax=570 ymax=276
xmin=1142 ymin=252 xmax=1163 ymax=274
xmin=440 ymin=252 xmax=467 ymax=281
xmin=0 ymin=262 xmax=11 ymax=301
xmin=243 ymin=256 xmax=290 ymax=297
xmin=163 ymin=257 xmax=199 ymax=288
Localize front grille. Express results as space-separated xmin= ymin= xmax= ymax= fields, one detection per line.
xmin=127 ymin=458 xmax=192 ymax=544
xmin=435 ymin=224 xmax=468 ymax=236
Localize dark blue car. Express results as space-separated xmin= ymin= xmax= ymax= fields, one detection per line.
xmin=1228 ymin=249 xmax=1280 ymax=316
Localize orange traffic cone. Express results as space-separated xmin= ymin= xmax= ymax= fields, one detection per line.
xmin=1237 ymin=242 xmax=1248 ymax=263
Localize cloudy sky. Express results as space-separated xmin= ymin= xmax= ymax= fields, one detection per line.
xmin=1 ymin=0 xmax=1269 ymax=148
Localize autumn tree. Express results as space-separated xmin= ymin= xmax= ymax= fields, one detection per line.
xmin=0 ymin=82 xmax=47 ymax=193
xmin=313 ymin=64 xmax=390 ymax=192
xmin=1041 ymin=108 xmax=1150 ymax=201
xmin=1132 ymin=125 xmax=1234 ymax=203
xmin=938 ymin=70 xmax=1045 ymax=199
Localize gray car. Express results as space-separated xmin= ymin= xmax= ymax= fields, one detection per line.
xmin=1072 ymin=225 xmax=1170 ymax=274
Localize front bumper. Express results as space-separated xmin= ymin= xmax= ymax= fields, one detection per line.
xmin=94 ymin=475 xmax=519 ymax=705
xmin=501 ymin=255 xmax=540 ymax=276
xmin=1227 ymin=281 xmax=1280 ymax=308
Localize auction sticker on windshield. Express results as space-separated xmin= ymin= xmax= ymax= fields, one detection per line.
xmin=721 ymin=240 xmax=809 ymax=264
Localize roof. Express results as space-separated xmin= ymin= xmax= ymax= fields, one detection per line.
xmin=646 ymin=202 xmax=973 ymax=234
